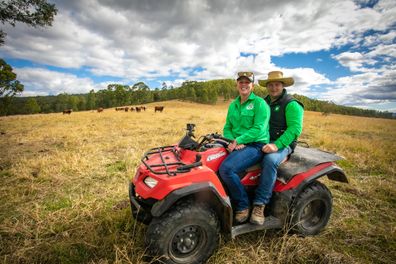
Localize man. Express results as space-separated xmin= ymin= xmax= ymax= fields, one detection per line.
xmin=250 ymin=71 xmax=304 ymax=225
xmin=219 ymin=71 xmax=270 ymax=224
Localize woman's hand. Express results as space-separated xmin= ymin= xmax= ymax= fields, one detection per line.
xmin=227 ymin=140 xmax=246 ymax=151
xmin=227 ymin=140 xmax=237 ymax=152
xmin=262 ymin=143 xmax=278 ymax=153
xmin=235 ymin=144 xmax=246 ymax=150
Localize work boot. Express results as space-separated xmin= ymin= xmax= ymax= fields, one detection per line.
xmin=250 ymin=205 xmax=265 ymax=225
xmin=235 ymin=208 xmax=249 ymax=223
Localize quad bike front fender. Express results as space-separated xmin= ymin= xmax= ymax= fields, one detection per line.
xmin=150 ymin=182 xmax=234 ymax=233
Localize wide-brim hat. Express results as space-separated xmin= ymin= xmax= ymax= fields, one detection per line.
xmin=258 ymin=71 xmax=294 ymax=87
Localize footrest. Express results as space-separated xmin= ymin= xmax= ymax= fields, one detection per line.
xmin=231 ymin=216 xmax=282 ymax=238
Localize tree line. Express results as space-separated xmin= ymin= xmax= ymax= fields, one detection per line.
xmin=0 ymin=79 xmax=393 ymax=119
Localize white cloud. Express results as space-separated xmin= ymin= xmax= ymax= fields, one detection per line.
xmin=318 ymin=65 xmax=396 ymax=108
xmin=0 ymin=0 xmax=395 ymax=111
xmin=334 ymin=52 xmax=364 ymax=70
xmin=15 ymin=68 xmax=107 ymax=95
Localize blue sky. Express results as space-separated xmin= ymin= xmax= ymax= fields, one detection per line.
xmin=0 ymin=0 xmax=395 ymax=112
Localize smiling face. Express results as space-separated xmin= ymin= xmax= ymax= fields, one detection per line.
xmin=237 ymin=77 xmax=253 ymax=98
xmin=266 ymin=81 xmax=284 ymax=100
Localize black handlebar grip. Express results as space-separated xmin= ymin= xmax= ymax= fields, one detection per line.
xmin=177 ymin=161 xmax=203 ymax=171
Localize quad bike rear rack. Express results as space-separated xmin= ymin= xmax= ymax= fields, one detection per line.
xmin=141 ymin=146 xmax=202 ymax=176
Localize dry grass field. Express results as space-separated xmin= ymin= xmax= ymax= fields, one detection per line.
xmin=0 ymin=100 xmax=395 ymax=263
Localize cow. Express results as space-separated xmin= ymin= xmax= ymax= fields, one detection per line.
xmin=154 ymin=106 xmax=164 ymax=113
xmin=115 ymin=107 xmax=124 ymax=111
xmin=63 ymin=109 xmax=72 ymax=115
xmin=97 ymin=107 xmax=104 ymax=113
xmin=136 ymin=107 xmax=141 ymax=112
xmin=130 ymin=107 xmax=135 ymax=111
xmin=124 ymin=107 xmax=129 ymax=112
xmin=141 ymin=106 xmax=146 ymax=111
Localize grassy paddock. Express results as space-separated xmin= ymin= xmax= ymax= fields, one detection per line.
xmin=0 ymin=100 xmax=395 ymax=263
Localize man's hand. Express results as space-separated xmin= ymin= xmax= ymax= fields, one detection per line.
xmin=262 ymin=143 xmax=278 ymax=153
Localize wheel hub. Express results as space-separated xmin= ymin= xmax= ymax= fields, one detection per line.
xmin=301 ymin=200 xmax=325 ymax=227
xmin=172 ymin=225 xmax=202 ymax=255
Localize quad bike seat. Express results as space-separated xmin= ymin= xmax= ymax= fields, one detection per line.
xmin=244 ymin=146 xmax=343 ymax=184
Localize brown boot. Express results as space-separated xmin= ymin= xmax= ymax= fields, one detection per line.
xmin=250 ymin=205 xmax=265 ymax=225
xmin=235 ymin=208 xmax=249 ymax=223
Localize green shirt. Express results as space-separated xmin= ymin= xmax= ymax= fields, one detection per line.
xmin=223 ymin=92 xmax=270 ymax=144
xmin=274 ymin=101 xmax=304 ymax=149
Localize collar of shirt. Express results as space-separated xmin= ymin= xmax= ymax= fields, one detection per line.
xmin=235 ymin=92 xmax=257 ymax=107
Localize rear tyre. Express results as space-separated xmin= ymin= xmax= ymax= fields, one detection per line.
xmin=290 ymin=180 xmax=332 ymax=236
xmin=145 ymin=200 xmax=219 ymax=264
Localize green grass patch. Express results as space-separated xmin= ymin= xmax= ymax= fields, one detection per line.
xmin=44 ymin=197 xmax=72 ymax=212
xmin=106 ymin=160 xmax=127 ymax=174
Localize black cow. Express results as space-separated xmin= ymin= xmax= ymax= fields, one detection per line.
xmin=63 ymin=109 xmax=72 ymax=114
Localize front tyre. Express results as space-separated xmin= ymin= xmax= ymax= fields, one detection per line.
xmin=145 ymin=200 xmax=220 ymax=264
xmin=290 ymin=180 xmax=332 ymax=236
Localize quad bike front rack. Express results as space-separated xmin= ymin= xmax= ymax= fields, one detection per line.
xmin=141 ymin=145 xmax=202 ymax=176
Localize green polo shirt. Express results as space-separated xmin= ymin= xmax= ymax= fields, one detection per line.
xmin=223 ymin=92 xmax=270 ymax=144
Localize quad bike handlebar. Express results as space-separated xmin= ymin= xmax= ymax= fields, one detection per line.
xmin=143 ymin=125 xmax=233 ymax=175
xmin=176 ymin=132 xmax=233 ymax=172
xmin=179 ymin=123 xmax=233 ymax=151
xmin=177 ymin=154 xmax=202 ymax=171
xmin=197 ymin=133 xmax=233 ymax=149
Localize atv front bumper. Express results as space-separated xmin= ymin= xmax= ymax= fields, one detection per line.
xmin=129 ymin=182 xmax=142 ymax=210
xmin=129 ymin=182 xmax=156 ymax=224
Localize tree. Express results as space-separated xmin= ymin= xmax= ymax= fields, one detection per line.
xmin=54 ymin=93 xmax=69 ymax=112
xmin=24 ymin=97 xmax=40 ymax=114
xmin=108 ymin=84 xmax=129 ymax=106
xmin=86 ymin=89 xmax=96 ymax=110
xmin=131 ymin=82 xmax=151 ymax=103
xmin=77 ymin=96 xmax=86 ymax=111
xmin=0 ymin=0 xmax=58 ymax=45
xmin=0 ymin=59 xmax=24 ymax=115
xmin=161 ymin=82 xmax=167 ymax=90
xmin=0 ymin=58 xmax=23 ymax=97
xmin=132 ymin=81 xmax=149 ymax=91
xmin=68 ymin=95 xmax=79 ymax=111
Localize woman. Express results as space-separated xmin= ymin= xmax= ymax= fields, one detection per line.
xmin=219 ymin=71 xmax=270 ymax=224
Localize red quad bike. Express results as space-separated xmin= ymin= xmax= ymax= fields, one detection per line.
xmin=129 ymin=124 xmax=348 ymax=264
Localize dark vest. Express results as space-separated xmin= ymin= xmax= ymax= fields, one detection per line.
xmin=264 ymin=89 xmax=304 ymax=148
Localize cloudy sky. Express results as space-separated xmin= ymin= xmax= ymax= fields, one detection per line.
xmin=1 ymin=0 xmax=395 ymax=112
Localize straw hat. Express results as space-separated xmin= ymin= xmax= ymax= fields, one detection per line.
xmin=258 ymin=71 xmax=294 ymax=87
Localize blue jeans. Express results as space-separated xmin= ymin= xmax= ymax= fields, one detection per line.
xmin=219 ymin=143 xmax=264 ymax=211
xmin=253 ymin=146 xmax=292 ymax=205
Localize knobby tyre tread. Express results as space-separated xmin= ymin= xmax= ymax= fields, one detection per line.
xmin=145 ymin=200 xmax=220 ymax=264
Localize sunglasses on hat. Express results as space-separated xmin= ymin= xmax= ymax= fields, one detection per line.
xmin=237 ymin=71 xmax=254 ymax=82
xmin=237 ymin=72 xmax=254 ymax=77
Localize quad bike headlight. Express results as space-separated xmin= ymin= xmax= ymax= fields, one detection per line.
xmin=144 ymin=177 xmax=158 ymax=188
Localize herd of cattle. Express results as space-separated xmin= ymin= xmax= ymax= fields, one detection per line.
xmin=116 ymin=106 xmax=147 ymax=112
xmin=62 ymin=106 xmax=164 ymax=114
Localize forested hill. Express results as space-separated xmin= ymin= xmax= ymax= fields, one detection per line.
xmin=1 ymin=79 xmax=393 ymax=119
